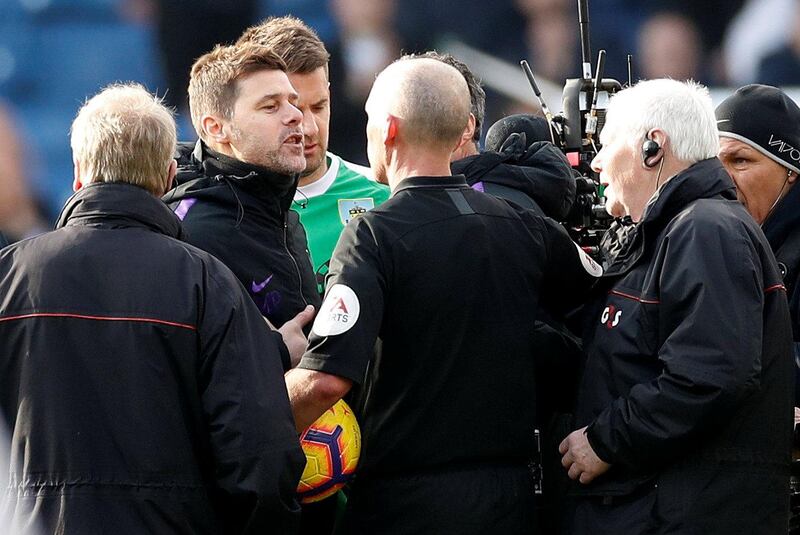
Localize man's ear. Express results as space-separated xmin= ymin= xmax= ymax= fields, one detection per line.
xmin=72 ymin=159 xmax=83 ymax=192
xmin=163 ymin=159 xmax=177 ymax=195
xmin=384 ymin=114 xmax=398 ymax=144
xmin=202 ymin=115 xmax=230 ymax=144
xmin=455 ymin=113 xmax=477 ymax=151
xmin=647 ymin=128 xmax=668 ymax=151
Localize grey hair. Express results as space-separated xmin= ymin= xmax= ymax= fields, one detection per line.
xmin=601 ymin=78 xmax=719 ymax=163
xmin=70 ymin=83 xmax=176 ymax=195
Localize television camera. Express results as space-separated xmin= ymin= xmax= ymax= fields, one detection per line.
xmin=520 ymin=0 xmax=630 ymax=252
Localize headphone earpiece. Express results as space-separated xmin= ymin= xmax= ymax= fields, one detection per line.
xmin=642 ymin=138 xmax=661 ymax=168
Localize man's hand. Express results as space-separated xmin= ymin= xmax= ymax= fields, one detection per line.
xmin=285 ymin=368 xmax=353 ymax=433
xmin=277 ymin=305 xmax=315 ymax=367
xmin=559 ymin=426 xmax=611 ymax=484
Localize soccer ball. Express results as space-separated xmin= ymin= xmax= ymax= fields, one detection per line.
xmin=297 ymin=399 xmax=361 ymax=504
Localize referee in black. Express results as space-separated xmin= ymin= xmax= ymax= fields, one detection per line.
xmin=285 ymin=57 xmax=601 ymax=535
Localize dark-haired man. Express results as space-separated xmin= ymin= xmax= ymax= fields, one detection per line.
xmin=237 ymin=16 xmax=389 ymax=294
xmin=166 ymin=43 xmax=319 ymax=348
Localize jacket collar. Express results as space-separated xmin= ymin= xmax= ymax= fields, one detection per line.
xmin=392 ymin=175 xmax=469 ymax=196
xmin=638 ymin=158 xmax=736 ymax=227
xmin=192 ymin=140 xmax=298 ymax=212
xmin=56 ymin=182 xmax=184 ymax=239
xmin=606 ymin=158 xmax=736 ymax=275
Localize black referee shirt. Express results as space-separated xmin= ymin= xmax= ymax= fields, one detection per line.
xmin=298 ymin=175 xmax=599 ymax=477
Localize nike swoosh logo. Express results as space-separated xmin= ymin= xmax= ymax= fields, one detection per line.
xmin=251 ymin=274 xmax=274 ymax=293
xmin=716 ymin=119 xmax=730 ymax=123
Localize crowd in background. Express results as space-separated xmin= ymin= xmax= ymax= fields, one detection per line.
xmin=1 ymin=0 xmax=800 ymax=242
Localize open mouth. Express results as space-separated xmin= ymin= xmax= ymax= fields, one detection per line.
xmin=284 ymin=133 xmax=303 ymax=146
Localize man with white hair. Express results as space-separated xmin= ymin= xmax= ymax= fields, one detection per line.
xmin=0 ymin=84 xmax=305 ymax=534
xmin=559 ymin=79 xmax=794 ymax=534
xmin=285 ymin=57 xmax=599 ymax=534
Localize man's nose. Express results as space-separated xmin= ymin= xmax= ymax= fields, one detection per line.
xmin=302 ymin=111 xmax=318 ymax=137
xmin=285 ymin=103 xmax=303 ymax=125
xmin=590 ymin=150 xmax=603 ymax=173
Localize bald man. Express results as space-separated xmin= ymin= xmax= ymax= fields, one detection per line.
xmin=285 ymin=57 xmax=600 ymax=534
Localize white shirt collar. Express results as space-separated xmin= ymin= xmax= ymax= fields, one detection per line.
xmin=294 ymin=153 xmax=339 ymax=200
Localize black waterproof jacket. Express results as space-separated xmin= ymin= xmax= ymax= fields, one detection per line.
xmin=450 ymin=139 xmax=576 ymax=220
xmin=763 ymin=181 xmax=800 ymax=405
xmin=0 ymin=183 xmax=305 ymax=534
xmin=166 ymin=141 xmax=320 ymax=329
xmin=573 ymin=159 xmax=794 ymax=533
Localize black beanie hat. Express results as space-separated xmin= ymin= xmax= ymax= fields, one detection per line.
xmin=485 ymin=114 xmax=553 ymax=152
xmin=715 ymin=84 xmax=800 ymax=175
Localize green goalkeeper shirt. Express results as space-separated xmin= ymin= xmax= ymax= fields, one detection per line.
xmin=293 ymin=153 xmax=390 ymax=293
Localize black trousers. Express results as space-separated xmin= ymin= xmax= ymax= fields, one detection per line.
xmin=338 ymin=464 xmax=537 ymax=535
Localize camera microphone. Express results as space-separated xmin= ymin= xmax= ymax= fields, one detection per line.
xmin=578 ymin=0 xmax=592 ymax=80
xmin=586 ymin=49 xmax=607 ymax=140
xmin=520 ymin=60 xmax=558 ymax=145
xmin=627 ymin=54 xmax=634 ymax=87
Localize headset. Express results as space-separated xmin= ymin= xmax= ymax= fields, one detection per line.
xmin=641 ymin=138 xmax=661 ymax=168
xmin=642 ymin=136 xmax=667 ymax=196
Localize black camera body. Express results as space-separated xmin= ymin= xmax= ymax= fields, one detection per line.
xmin=557 ymin=76 xmax=622 ymax=251
xmin=520 ymin=0 xmax=625 ymax=254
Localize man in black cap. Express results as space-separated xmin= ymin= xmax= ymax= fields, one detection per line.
xmin=716 ymin=84 xmax=800 ymax=405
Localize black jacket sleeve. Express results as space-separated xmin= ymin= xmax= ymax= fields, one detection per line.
xmin=198 ymin=261 xmax=305 ymax=534
xmin=535 ymin=216 xmax=603 ymax=317
xmin=586 ymin=215 xmax=765 ymax=469
xmin=298 ymin=216 xmax=386 ymax=384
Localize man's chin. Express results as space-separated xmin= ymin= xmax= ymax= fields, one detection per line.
xmin=302 ymin=154 xmax=326 ymax=178
xmin=277 ymin=158 xmax=307 ymax=177
xmin=605 ymin=199 xmax=625 ymax=219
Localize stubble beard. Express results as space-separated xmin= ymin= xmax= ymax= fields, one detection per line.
xmin=300 ymin=147 xmax=326 ymax=179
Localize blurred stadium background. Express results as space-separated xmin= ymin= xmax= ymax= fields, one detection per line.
xmin=0 ymin=0 xmax=798 ymax=236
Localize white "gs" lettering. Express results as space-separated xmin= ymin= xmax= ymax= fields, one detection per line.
xmin=600 ymin=306 xmax=622 ymax=328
